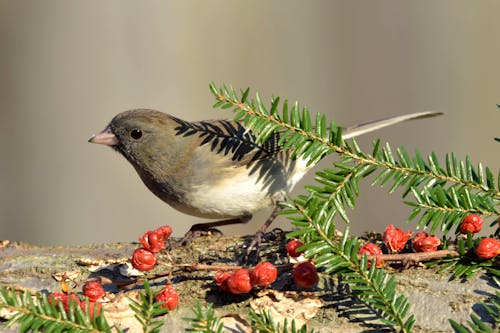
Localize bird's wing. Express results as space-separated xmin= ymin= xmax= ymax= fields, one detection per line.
xmin=172 ymin=118 xmax=282 ymax=168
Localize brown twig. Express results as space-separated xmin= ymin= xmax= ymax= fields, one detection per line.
xmin=100 ymin=262 xmax=294 ymax=290
xmin=362 ymin=249 xmax=460 ymax=263
xmin=98 ymin=250 xmax=459 ymax=289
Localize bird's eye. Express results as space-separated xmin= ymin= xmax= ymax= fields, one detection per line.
xmin=130 ymin=129 xmax=143 ymax=140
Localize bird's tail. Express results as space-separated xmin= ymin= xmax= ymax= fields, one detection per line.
xmin=341 ymin=111 xmax=443 ymax=139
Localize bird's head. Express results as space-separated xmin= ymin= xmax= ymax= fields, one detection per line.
xmin=89 ymin=109 xmax=183 ymax=179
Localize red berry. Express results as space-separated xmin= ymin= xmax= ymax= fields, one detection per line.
xmin=82 ymin=281 xmax=105 ymax=302
xmin=358 ymin=243 xmax=383 ymax=255
xmin=459 ymin=214 xmax=483 ymax=235
xmin=475 ymin=237 xmax=500 ymax=259
xmin=47 ymin=292 xmax=80 ymax=312
xmin=155 ymin=285 xmax=179 ymax=310
xmin=250 ymin=262 xmax=278 ymax=287
xmin=139 ymin=230 xmax=165 ymax=253
xmin=293 ymin=261 xmax=318 ymax=289
xmin=47 ymin=292 xmax=68 ymax=304
xmin=383 ymin=224 xmax=412 ymax=253
xmin=131 ymin=248 xmax=156 ymax=271
xmin=286 ymin=239 xmax=305 ymax=258
xmin=214 ymin=271 xmax=232 ymax=292
xmin=47 ymin=292 xmax=69 ymax=310
xmin=358 ymin=243 xmax=384 ymax=268
xmin=156 ymin=225 xmax=173 ymax=240
xmin=226 ymin=269 xmax=253 ymax=294
xmin=412 ymin=232 xmax=440 ymax=252
xmin=80 ymin=301 xmax=102 ymax=319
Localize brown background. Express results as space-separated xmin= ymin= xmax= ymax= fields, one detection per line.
xmin=1 ymin=1 xmax=499 ymax=246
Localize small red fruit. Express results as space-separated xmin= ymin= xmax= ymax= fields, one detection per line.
xmin=47 ymin=292 xmax=69 ymax=306
xmin=251 ymin=262 xmax=278 ymax=287
xmin=80 ymin=301 xmax=102 ymax=318
xmin=47 ymin=292 xmax=80 ymax=312
xmin=226 ymin=269 xmax=253 ymax=294
xmin=82 ymin=281 xmax=105 ymax=302
xmin=459 ymin=214 xmax=483 ymax=235
xmin=286 ymin=239 xmax=305 ymax=258
xmin=293 ymin=261 xmax=318 ymax=289
xmin=139 ymin=230 xmax=165 ymax=253
xmin=131 ymin=248 xmax=156 ymax=271
xmin=475 ymin=237 xmax=500 ymax=259
xmin=156 ymin=225 xmax=173 ymax=240
xmin=383 ymin=224 xmax=412 ymax=253
xmin=214 ymin=271 xmax=232 ymax=292
xmin=358 ymin=243 xmax=383 ymax=255
xmin=358 ymin=243 xmax=384 ymax=268
xmin=412 ymin=232 xmax=440 ymax=252
xmin=155 ymin=285 xmax=179 ymax=310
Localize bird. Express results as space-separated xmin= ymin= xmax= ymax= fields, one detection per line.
xmin=89 ymin=109 xmax=441 ymax=257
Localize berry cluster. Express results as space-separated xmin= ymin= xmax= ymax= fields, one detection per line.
xmin=359 ymin=214 xmax=500 ymax=266
xmin=129 ymin=224 xmax=179 ymax=310
xmin=382 ymin=224 xmax=413 ymax=253
xmin=48 ymin=280 xmax=105 ymax=319
xmin=215 ymin=262 xmax=278 ymax=294
xmin=286 ymin=240 xmax=319 ymax=288
xmin=458 ymin=214 xmax=500 ymax=260
xmin=213 ymin=239 xmax=319 ymax=294
xmin=131 ymin=225 xmax=172 ymax=271
xmin=382 ymin=224 xmax=440 ymax=254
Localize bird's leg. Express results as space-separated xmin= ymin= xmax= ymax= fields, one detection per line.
xmin=240 ymin=204 xmax=284 ymax=263
xmin=178 ymin=215 xmax=252 ymax=246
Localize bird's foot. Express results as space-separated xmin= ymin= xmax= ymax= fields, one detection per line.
xmin=236 ymin=231 xmax=263 ymax=264
xmin=237 ymin=228 xmax=284 ymax=264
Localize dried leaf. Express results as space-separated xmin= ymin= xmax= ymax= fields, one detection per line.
xmin=250 ymin=290 xmax=323 ymax=327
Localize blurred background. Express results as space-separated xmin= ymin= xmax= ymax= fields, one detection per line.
xmin=1 ymin=1 xmax=499 ymax=246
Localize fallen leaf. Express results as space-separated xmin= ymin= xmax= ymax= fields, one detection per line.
xmin=77 ymin=257 xmax=128 ymax=272
xmin=221 ymin=314 xmax=252 ymax=333
xmin=250 ymin=289 xmax=322 ymax=327
xmin=103 ymin=291 xmax=142 ymax=332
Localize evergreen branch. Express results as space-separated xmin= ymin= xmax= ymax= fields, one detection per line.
xmin=183 ymin=301 xmax=225 ymax=333
xmin=183 ymin=304 xmax=317 ymax=333
xmin=210 ymin=83 xmax=499 ymax=238
xmin=284 ymin=161 xmax=361 ymax=248
xmin=208 ymin=83 xmax=500 ymax=332
xmin=128 ymin=279 xmax=169 ymax=333
xmin=0 ymin=286 xmax=112 ymax=332
xmin=248 ymin=309 xmax=317 ymax=333
xmin=406 ymin=185 xmax=498 ymax=234
xmin=288 ymin=199 xmax=415 ymax=333
xmin=449 ymin=291 xmax=500 ymax=333
xmin=210 ymin=83 xmax=500 ymax=200
xmin=426 ymin=235 xmax=500 ymax=281
xmin=310 ymin=162 xmax=359 ymax=224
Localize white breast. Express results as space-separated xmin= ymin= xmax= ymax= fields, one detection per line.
xmin=183 ymin=167 xmax=277 ymax=218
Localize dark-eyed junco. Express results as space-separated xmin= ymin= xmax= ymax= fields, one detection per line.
xmin=89 ymin=109 xmax=441 ymax=255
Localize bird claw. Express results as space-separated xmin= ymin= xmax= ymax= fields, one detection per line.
xmin=236 ymin=232 xmax=263 ymax=264
xmin=236 ymin=228 xmax=286 ymax=264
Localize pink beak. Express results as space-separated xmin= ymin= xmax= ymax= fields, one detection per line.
xmin=88 ymin=126 xmax=118 ymax=146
